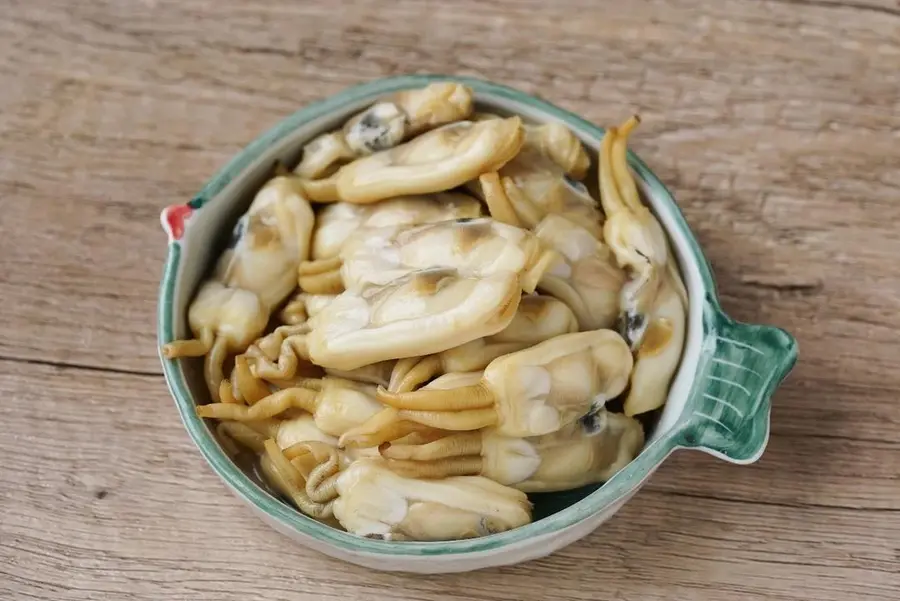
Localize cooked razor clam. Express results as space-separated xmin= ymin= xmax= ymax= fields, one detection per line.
xmin=524 ymin=122 xmax=591 ymax=180
xmin=161 ymin=175 xmax=315 ymax=400
xmin=348 ymin=330 xmax=633 ymax=441
xmin=514 ymin=410 xmax=644 ymax=492
xmin=389 ymin=295 xmax=578 ymax=393
xmin=197 ymin=377 xmax=383 ymax=437
xmin=164 ymin=281 xmax=269 ymax=401
xmin=325 ymin=360 xmax=396 ymax=389
xmin=279 ymin=298 xmax=429 ymax=390
xmin=261 ymin=438 xmax=335 ymax=519
xmin=217 ymin=420 xmax=270 ymax=454
xmin=273 ymin=415 xmax=383 ymax=476
xmin=241 ymin=324 xmax=325 ymax=385
xmin=493 ymin=158 xmax=602 ymax=236
xmin=470 ymin=116 xmax=591 ymax=179
xmin=381 ymin=410 xmax=644 ymax=492
xmin=217 ymin=415 xmax=384 ymax=476
xmin=253 ymin=316 xmax=396 ymax=386
xmin=228 ymin=353 xmax=278 ymax=404
xmin=336 ymin=406 xmax=458 ymax=450
xmin=598 ymin=116 xmax=673 ymax=347
xmin=217 ymin=414 xmax=334 ymax=497
xmin=473 ymin=171 xmax=523 ymax=227
xmin=278 ymin=291 xmax=336 ymax=326
xmin=295 ymin=82 xmax=474 ymax=179
xmin=469 ymin=123 xmax=602 ymax=235
xmin=534 ymin=214 xmax=626 ymax=330
xmin=228 ymin=335 xmax=331 ymax=405
xmin=597 ymin=116 xmax=687 ymax=415
xmin=296 ymin=259 xmax=345 ymax=295
xmin=301 ymin=217 xmax=561 ymax=295
xmin=274 ymin=413 xmax=337 ymax=449
xmin=244 ymin=323 xmax=312 ymax=363
xmin=339 ymin=372 xmax=481 ymax=448
xmin=300 ymin=117 xmax=525 ymax=204
xmin=250 ymin=268 xmax=521 ymax=376
xmin=220 ymin=414 xmax=345 ymax=481
xmin=623 ymin=268 xmax=686 ymax=416
xmin=313 ymin=456 xmax=532 ymax=540
xmin=383 ymin=82 xmax=474 ymax=136
xmin=309 ymin=193 xmax=482 ymax=260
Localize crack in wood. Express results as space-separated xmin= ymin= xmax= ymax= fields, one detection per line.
xmin=0 ymin=355 xmax=162 ymax=378
xmin=738 ymin=276 xmax=825 ymax=294
xmin=760 ymin=0 xmax=900 ymax=18
xmin=650 ymin=488 xmax=900 ymax=514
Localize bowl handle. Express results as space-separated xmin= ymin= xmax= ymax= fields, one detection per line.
xmin=675 ymin=301 xmax=798 ymax=464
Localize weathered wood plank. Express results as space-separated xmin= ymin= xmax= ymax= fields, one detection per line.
xmin=2 ymin=0 xmax=900 ymax=598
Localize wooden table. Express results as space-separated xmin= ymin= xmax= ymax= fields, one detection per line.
xmin=2 ymin=1 xmax=899 ymax=599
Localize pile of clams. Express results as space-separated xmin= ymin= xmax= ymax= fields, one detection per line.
xmin=162 ymin=82 xmax=686 ymax=541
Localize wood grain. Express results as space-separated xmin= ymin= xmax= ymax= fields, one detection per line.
xmin=1 ymin=0 xmax=898 ymax=599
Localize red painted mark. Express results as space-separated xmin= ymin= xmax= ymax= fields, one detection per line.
xmin=162 ymin=204 xmax=194 ymax=242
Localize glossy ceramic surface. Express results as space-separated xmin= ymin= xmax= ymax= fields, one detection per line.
xmin=157 ymin=75 xmax=798 ymax=573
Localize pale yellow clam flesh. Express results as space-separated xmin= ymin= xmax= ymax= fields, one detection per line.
xmin=295 ymin=82 xmax=474 ymax=180
xmin=324 ymin=360 xmax=396 ymax=389
xmin=381 ymin=410 xmax=644 ymax=492
xmin=250 ymin=268 xmax=522 ymax=376
xmin=523 ymin=121 xmax=592 ymax=180
xmin=338 ymin=372 xmax=482 ymax=449
xmin=512 ymin=411 xmax=644 ymax=492
xmin=332 ymin=217 xmax=561 ymax=294
xmin=595 ymin=116 xmax=687 ymax=414
xmin=197 ymin=377 xmax=382 ymax=438
xmin=309 ymin=192 xmax=482 ymax=260
xmin=598 ymin=116 xmax=672 ymax=347
xmin=361 ymin=330 xmax=634 ymax=439
xmin=534 ymin=214 xmax=626 ymax=330
xmin=274 ymin=415 xmax=380 ymax=476
xmin=161 ymin=175 xmax=315 ymax=400
xmin=623 ymin=268 xmax=686 ymax=416
xmin=468 ymin=116 xmax=591 ymax=178
xmin=331 ymin=458 xmax=532 ymax=540
xmin=300 ymin=117 xmax=525 ymax=204
xmin=389 ymin=294 xmax=578 ymax=393
xmin=258 ymin=435 xmax=534 ymax=539
xmin=469 ymin=123 xmax=602 ymax=237
xmin=278 ymin=291 xmax=337 ymax=326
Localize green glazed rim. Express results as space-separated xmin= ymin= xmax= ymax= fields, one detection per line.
xmin=158 ymin=74 xmax=798 ymax=557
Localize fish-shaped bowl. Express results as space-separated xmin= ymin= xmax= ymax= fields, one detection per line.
xmin=158 ymin=74 xmax=798 ymax=573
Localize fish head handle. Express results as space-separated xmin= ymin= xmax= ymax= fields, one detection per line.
xmin=675 ymin=302 xmax=798 ymax=464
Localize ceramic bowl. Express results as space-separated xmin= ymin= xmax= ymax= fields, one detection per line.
xmin=157 ymin=74 xmax=798 ymax=573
